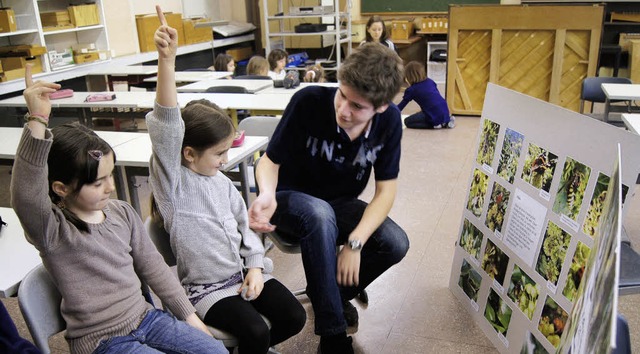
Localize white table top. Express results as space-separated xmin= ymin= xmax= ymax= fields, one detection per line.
xmin=144 ymin=71 xmax=234 ymax=83
xmin=0 ymin=91 xmax=293 ymax=112
xmin=0 ymin=128 xmax=149 ymax=160
xmin=601 ymin=83 xmax=640 ymax=100
xmin=622 ymin=113 xmax=640 ymax=135
xmin=0 ymin=207 xmax=41 ymax=297
xmin=111 ymin=134 xmax=269 ymax=169
xmin=177 ymin=79 xmax=274 ymax=93
xmin=0 ymin=92 xmax=147 ymax=109
xmin=88 ymin=65 xmax=159 ymax=76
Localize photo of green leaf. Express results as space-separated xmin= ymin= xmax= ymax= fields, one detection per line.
xmin=467 ymin=168 xmax=489 ymax=217
xmin=482 ymin=239 xmax=510 ymax=286
xmin=459 ymin=218 xmax=484 ymax=259
xmin=520 ymin=331 xmax=550 ymax=354
xmin=521 ymin=143 xmax=558 ymax=193
xmin=507 ymin=265 xmax=539 ymax=320
xmin=458 ymin=259 xmax=482 ymax=302
xmin=484 ymin=288 xmax=513 ymax=336
xmin=476 ymin=119 xmax=501 ymax=166
xmin=535 ymin=221 xmax=572 ymax=285
xmin=538 ymin=296 xmax=568 ymax=348
xmin=552 ymin=157 xmax=591 ymax=221
xmin=582 ymin=173 xmax=630 ymax=238
xmin=485 ymin=181 xmax=511 ymax=233
xmin=562 ymin=241 xmax=591 ymax=302
xmin=497 ymin=128 xmax=524 ymax=184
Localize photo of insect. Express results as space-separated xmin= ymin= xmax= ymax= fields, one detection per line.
xmin=521 ymin=143 xmax=558 ymax=192
xmin=553 ymin=157 xmax=591 ymax=221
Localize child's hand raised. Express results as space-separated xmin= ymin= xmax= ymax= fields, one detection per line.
xmin=23 ymin=64 xmax=60 ymax=120
xmin=154 ymin=5 xmax=177 ymax=60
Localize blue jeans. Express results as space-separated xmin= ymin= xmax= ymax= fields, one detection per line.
xmin=93 ymin=309 xmax=227 ymax=354
xmin=272 ymin=191 xmax=409 ymax=336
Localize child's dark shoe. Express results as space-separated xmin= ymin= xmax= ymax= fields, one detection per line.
xmin=319 ymin=333 xmax=354 ymax=354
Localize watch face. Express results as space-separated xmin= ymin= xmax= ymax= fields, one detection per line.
xmin=349 ymin=240 xmax=362 ymax=250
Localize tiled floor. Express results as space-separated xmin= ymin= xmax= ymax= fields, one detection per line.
xmin=2 ymin=95 xmax=640 ymax=353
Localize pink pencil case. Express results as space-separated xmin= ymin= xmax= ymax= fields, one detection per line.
xmin=49 ymin=89 xmax=74 ymax=100
xmin=232 ymin=130 xmax=245 ymax=147
xmin=85 ymin=93 xmax=116 ymax=102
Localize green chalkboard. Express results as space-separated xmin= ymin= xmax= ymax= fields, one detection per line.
xmin=361 ymin=0 xmax=500 ymax=14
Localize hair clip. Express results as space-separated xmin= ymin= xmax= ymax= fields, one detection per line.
xmin=88 ymin=150 xmax=103 ymax=161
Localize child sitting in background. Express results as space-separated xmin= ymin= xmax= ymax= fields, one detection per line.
xmin=11 ymin=62 xmax=225 ymax=353
xmin=360 ymin=16 xmax=395 ymax=51
xmin=267 ymin=49 xmax=288 ymax=80
xmin=303 ymin=64 xmax=326 ymax=83
xmin=147 ymin=12 xmax=306 ymax=353
xmin=397 ymin=61 xmax=454 ymax=129
xmin=209 ymin=53 xmax=235 ymax=78
xmin=246 ymin=55 xmax=270 ymax=76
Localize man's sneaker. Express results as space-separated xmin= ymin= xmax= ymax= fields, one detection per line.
xmin=447 ymin=116 xmax=456 ymax=129
xmin=342 ymin=300 xmax=359 ymax=328
xmin=433 ymin=124 xmax=443 ymax=129
xmin=319 ymin=333 xmax=354 ymax=354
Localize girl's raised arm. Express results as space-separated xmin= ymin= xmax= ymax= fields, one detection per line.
xmin=23 ymin=64 xmax=60 ymax=137
xmin=154 ymin=5 xmax=178 ymax=108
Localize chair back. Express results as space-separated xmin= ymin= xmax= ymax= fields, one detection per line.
xmin=18 ymin=264 xmax=65 ymax=354
xmin=580 ymin=77 xmax=632 ymax=113
xmin=234 ymin=75 xmax=271 ymax=80
xmin=205 ymin=86 xmax=249 ymax=94
xmin=238 ymin=116 xmax=281 ymax=143
xmin=144 ymin=217 xmax=176 ymax=267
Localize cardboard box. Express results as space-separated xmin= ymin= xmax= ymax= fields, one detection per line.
xmin=40 ymin=11 xmax=71 ymax=27
xmin=226 ymin=46 xmax=253 ymax=61
xmin=0 ymin=56 xmax=42 ymax=82
xmin=68 ymin=4 xmax=99 ymax=27
xmin=73 ymin=52 xmax=100 ymax=64
xmin=391 ymin=20 xmax=414 ymax=40
xmin=0 ymin=45 xmax=47 ymax=57
xmin=0 ymin=57 xmax=25 ymax=71
xmin=0 ymin=60 xmax=3 ymax=73
xmin=619 ymin=33 xmax=640 ymax=52
xmin=419 ymin=17 xmax=448 ymax=34
xmin=183 ymin=18 xmax=213 ymax=44
xmin=136 ymin=12 xmax=185 ymax=52
xmin=0 ymin=8 xmax=17 ymax=33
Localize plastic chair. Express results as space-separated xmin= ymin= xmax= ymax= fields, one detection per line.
xmin=579 ymin=76 xmax=633 ymax=119
xmin=619 ymin=241 xmax=640 ymax=295
xmin=234 ymin=75 xmax=272 ymax=80
xmin=18 ymin=264 xmax=65 ymax=354
xmin=614 ymin=314 xmax=631 ymax=354
xmin=143 ymin=217 xmax=271 ymax=350
xmin=205 ymin=86 xmax=249 ymax=94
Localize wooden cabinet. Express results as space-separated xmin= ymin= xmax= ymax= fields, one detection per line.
xmin=446 ymin=4 xmax=603 ymax=115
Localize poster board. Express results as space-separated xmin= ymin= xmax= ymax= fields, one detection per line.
xmin=448 ymin=84 xmax=640 ymax=353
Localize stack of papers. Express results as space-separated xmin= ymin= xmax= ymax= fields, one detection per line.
xmin=213 ymin=21 xmax=256 ymax=37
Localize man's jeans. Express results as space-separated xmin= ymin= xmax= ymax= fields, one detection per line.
xmin=272 ymin=191 xmax=409 ymax=336
xmin=93 ymin=309 xmax=227 ymax=354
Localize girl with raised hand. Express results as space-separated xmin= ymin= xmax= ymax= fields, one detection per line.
xmin=147 ymin=6 xmax=306 ymax=354
xmin=11 ymin=49 xmax=226 ymax=354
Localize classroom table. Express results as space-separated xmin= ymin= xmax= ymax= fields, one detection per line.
xmin=0 ymin=207 xmax=42 ymax=298
xmin=176 ymin=79 xmax=274 ymax=93
xmin=85 ymin=65 xmax=160 ymax=91
xmin=143 ymin=71 xmax=234 ymax=83
xmin=601 ymin=83 xmax=640 ymax=123
xmin=111 ymin=134 xmax=269 ymax=215
xmin=622 ymin=113 xmax=640 ymax=135
xmin=0 ymin=91 xmax=294 ymax=127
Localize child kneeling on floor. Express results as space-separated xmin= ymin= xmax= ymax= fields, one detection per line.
xmin=397 ymin=61 xmax=455 ymax=129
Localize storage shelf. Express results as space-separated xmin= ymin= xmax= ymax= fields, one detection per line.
xmin=262 ymin=0 xmax=352 ymax=71
xmin=0 ymin=29 xmax=40 ymax=38
xmin=43 ymin=24 xmax=104 ymax=36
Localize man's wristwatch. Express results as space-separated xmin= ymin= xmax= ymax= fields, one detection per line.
xmin=347 ymin=239 xmax=362 ymax=251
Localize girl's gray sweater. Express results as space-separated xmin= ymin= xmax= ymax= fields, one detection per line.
xmin=147 ymin=103 xmax=272 ymax=318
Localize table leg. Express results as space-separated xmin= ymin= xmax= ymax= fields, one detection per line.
xmin=114 ymin=166 xmax=127 ymax=201
xmin=125 ymin=166 xmax=143 ymax=217
xmin=238 ymin=161 xmax=250 ymax=204
xmin=604 ymin=98 xmax=611 ymax=124
xmin=229 ymin=109 xmax=239 ymax=127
